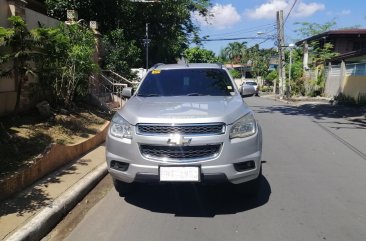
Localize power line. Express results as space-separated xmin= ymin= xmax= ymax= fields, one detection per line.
xmin=207 ymin=23 xmax=275 ymax=37
xmin=285 ymin=0 xmax=298 ymax=23
xmin=201 ymin=36 xmax=275 ymax=42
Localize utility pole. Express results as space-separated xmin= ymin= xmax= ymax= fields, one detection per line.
xmin=276 ymin=10 xmax=286 ymax=98
xmin=143 ymin=23 xmax=151 ymax=71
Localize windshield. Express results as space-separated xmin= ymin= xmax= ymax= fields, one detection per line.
xmin=137 ymin=68 xmax=235 ymax=97
xmin=245 ymin=82 xmax=257 ymax=86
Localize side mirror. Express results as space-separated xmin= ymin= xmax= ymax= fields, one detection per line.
xmin=122 ymin=87 xmax=133 ymax=98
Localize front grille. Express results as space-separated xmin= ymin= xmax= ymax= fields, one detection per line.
xmin=137 ymin=124 xmax=225 ymax=135
xmin=140 ymin=144 xmax=221 ymax=160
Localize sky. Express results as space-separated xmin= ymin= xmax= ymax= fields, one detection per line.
xmin=192 ymin=0 xmax=366 ymax=54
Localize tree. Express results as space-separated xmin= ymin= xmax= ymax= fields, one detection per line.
xmin=102 ymin=29 xmax=141 ymax=78
xmin=294 ymin=20 xmax=337 ymax=39
xmin=183 ymin=47 xmax=218 ymax=63
xmin=293 ymin=20 xmax=340 ymax=96
xmin=246 ymin=45 xmax=276 ymax=78
xmin=45 ymin=0 xmax=211 ymax=68
xmin=223 ymin=42 xmax=245 ymax=66
xmin=0 ymin=16 xmax=36 ymax=111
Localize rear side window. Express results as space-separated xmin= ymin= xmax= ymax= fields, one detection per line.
xmin=137 ymin=68 xmax=234 ymax=97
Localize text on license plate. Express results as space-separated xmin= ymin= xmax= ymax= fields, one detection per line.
xmin=159 ymin=166 xmax=200 ymax=182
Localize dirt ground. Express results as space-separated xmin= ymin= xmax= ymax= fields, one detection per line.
xmin=0 ymin=104 xmax=112 ymax=178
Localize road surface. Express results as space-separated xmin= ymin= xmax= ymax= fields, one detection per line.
xmin=60 ymin=97 xmax=366 ymax=241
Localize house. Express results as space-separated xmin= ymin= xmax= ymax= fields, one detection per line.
xmin=296 ymin=29 xmax=366 ymax=101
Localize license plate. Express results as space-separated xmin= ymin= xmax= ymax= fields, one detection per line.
xmin=159 ymin=166 xmax=200 ymax=182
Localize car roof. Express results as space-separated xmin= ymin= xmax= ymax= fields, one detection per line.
xmin=153 ymin=63 xmax=223 ymax=70
xmin=244 ymin=81 xmax=257 ymax=83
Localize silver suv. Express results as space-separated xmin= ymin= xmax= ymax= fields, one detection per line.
xmin=106 ymin=63 xmax=263 ymax=195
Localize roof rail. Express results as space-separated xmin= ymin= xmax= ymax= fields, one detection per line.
xmin=216 ymin=62 xmax=223 ymax=68
xmin=152 ymin=63 xmax=165 ymax=69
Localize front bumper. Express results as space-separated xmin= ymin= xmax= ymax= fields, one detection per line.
xmin=106 ymin=125 xmax=262 ymax=184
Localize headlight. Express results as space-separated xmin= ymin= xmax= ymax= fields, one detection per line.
xmin=110 ymin=113 xmax=132 ymax=139
xmin=229 ymin=112 xmax=256 ymax=139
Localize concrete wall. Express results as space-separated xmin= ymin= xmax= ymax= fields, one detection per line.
xmin=325 ymin=61 xmax=366 ymax=100
xmin=324 ymin=63 xmax=344 ymax=98
xmin=342 ymin=76 xmax=366 ymax=99
xmin=0 ymin=0 xmax=10 ymax=27
xmin=25 ymin=8 xmax=59 ymax=29
xmin=0 ymin=1 xmax=60 ymax=116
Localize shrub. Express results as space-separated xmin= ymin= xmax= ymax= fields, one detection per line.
xmin=265 ymin=70 xmax=277 ymax=81
xmin=33 ymin=24 xmax=97 ymax=108
xmin=260 ymin=85 xmax=273 ymax=92
xmin=357 ymin=92 xmax=366 ymax=106
xmin=334 ymin=93 xmax=356 ymax=106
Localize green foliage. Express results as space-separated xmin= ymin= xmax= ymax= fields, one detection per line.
xmin=310 ymin=41 xmax=338 ymax=66
xmin=335 ymin=92 xmax=366 ymax=106
xmin=223 ymin=41 xmax=246 ymax=65
xmin=335 ymin=93 xmax=357 ymax=105
xmin=247 ymin=45 xmax=276 ymax=78
xmin=294 ymin=20 xmax=337 ymax=39
xmin=266 ymin=70 xmax=277 ymax=81
xmin=293 ymin=20 xmax=340 ymax=96
xmin=45 ymin=0 xmax=211 ymax=67
xmin=357 ymin=92 xmax=366 ymax=106
xmin=228 ymin=69 xmax=241 ymax=79
xmin=184 ymin=47 xmax=218 ymax=63
xmin=33 ymin=24 xmax=96 ymax=107
xmin=260 ymin=85 xmax=273 ymax=93
xmin=284 ymin=48 xmax=305 ymax=95
xmin=0 ymin=16 xmax=36 ymax=111
xmin=102 ymin=29 xmax=141 ymax=78
xmin=0 ymin=27 xmax=14 ymax=44
xmin=220 ymin=41 xmax=276 ymax=79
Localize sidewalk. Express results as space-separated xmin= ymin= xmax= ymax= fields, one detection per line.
xmin=0 ymin=145 xmax=107 ymax=241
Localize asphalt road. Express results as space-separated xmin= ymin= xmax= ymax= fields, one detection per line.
xmin=62 ymin=97 xmax=366 ymax=241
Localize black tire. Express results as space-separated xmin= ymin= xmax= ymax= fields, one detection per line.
xmin=113 ymin=178 xmax=134 ymax=196
xmin=234 ymin=166 xmax=262 ymax=196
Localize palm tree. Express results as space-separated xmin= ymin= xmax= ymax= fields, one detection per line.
xmin=224 ymin=42 xmax=246 ymax=67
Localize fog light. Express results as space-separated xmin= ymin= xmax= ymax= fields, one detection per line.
xmin=234 ymin=160 xmax=255 ymax=172
xmin=110 ymin=161 xmax=129 ymax=171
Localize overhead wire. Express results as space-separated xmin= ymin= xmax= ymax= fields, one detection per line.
xmin=284 ymin=0 xmax=298 ymax=24
xmin=207 ymin=23 xmax=275 ymax=37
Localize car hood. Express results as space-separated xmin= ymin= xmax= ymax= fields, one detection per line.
xmin=118 ymin=95 xmax=251 ymax=125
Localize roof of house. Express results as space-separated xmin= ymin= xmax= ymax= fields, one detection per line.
xmin=296 ymin=29 xmax=366 ymax=45
xmin=330 ymin=48 xmax=366 ymax=63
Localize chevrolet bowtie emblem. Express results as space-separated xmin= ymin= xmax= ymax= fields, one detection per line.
xmin=167 ymin=134 xmax=191 ymax=146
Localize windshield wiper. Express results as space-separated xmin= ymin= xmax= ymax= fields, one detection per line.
xmin=137 ymin=93 xmax=160 ymax=97
xmin=186 ymin=93 xmax=208 ymax=96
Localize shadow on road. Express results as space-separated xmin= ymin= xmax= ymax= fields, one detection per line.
xmin=250 ymin=102 xmax=366 ymax=129
xmin=123 ymin=175 xmax=271 ymax=217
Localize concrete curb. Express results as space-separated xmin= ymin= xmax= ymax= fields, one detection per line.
xmin=5 ymin=164 xmax=108 ymax=241
xmin=0 ymin=122 xmax=110 ymax=201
